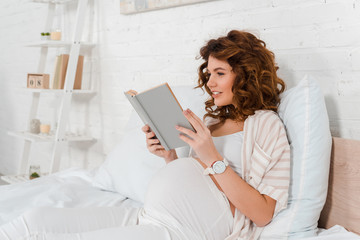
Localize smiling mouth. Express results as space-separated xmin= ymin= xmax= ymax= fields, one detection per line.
xmin=212 ymin=91 xmax=222 ymax=98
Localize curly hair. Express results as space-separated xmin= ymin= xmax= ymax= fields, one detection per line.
xmin=196 ymin=30 xmax=286 ymax=124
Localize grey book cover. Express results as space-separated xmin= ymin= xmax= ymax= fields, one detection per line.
xmin=124 ymin=83 xmax=194 ymax=150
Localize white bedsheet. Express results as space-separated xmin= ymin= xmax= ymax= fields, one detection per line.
xmin=305 ymin=225 xmax=360 ymax=240
xmin=0 ymin=168 xmax=141 ymax=226
xmin=0 ymin=168 xmax=359 ymax=240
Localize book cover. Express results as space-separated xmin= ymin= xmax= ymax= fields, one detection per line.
xmin=51 ymin=54 xmax=83 ymax=90
xmin=125 ymin=83 xmax=194 ymax=151
xmin=73 ymin=55 xmax=83 ymax=89
xmin=51 ymin=55 xmax=61 ymax=89
xmin=59 ymin=54 xmax=69 ymax=89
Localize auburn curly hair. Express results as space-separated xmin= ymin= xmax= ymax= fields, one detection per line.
xmin=196 ymin=30 xmax=286 ymax=124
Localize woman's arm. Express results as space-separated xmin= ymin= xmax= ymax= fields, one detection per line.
xmin=214 ymin=165 xmax=276 ymax=227
xmin=195 ymin=158 xmax=275 ymax=227
xmin=176 ymin=109 xmax=286 ymax=227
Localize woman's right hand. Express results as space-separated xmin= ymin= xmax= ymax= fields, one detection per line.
xmin=141 ymin=125 xmax=178 ymax=163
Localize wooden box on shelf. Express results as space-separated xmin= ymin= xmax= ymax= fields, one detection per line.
xmin=27 ymin=73 xmax=50 ymax=89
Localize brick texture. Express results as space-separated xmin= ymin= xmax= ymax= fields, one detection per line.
xmin=0 ymin=0 xmax=359 ymax=174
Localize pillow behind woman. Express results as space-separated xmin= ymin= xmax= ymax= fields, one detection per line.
xmin=260 ymin=75 xmax=332 ymax=239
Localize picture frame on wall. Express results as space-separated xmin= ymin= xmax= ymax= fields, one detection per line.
xmin=120 ymin=0 xmax=218 ymax=14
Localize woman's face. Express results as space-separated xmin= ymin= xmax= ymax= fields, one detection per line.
xmin=206 ymin=55 xmax=236 ymax=107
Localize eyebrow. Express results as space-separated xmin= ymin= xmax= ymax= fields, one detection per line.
xmin=207 ymin=67 xmax=227 ymax=72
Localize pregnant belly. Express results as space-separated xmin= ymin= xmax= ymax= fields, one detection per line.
xmin=142 ymin=158 xmax=233 ymax=239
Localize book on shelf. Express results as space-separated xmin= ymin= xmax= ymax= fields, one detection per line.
xmin=52 ymin=55 xmax=61 ymax=89
xmin=124 ymin=83 xmax=194 ymax=151
xmin=51 ymin=54 xmax=83 ymax=90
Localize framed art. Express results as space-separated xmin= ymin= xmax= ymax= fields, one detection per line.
xmin=120 ymin=0 xmax=217 ymax=14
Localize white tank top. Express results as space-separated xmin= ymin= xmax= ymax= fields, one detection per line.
xmin=188 ymin=131 xmax=244 ymax=177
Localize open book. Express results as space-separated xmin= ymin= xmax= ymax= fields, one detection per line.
xmin=124 ymin=83 xmax=194 ymax=151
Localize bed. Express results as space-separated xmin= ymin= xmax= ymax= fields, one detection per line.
xmin=1 ymin=76 xmax=360 ymax=239
xmin=0 ymin=137 xmax=359 ymax=239
xmin=318 ymin=137 xmax=360 ymax=236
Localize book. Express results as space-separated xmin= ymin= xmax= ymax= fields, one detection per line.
xmin=125 ymin=83 xmax=195 ymax=151
xmin=51 ymin=55 xmax=61 ymax=89
xmin=59 ymin=54 xmax=69 ymax=89
xmin=51 ymin=54 xmax=84 ymax=89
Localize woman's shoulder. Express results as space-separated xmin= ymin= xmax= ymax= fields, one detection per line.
xmin=247 ymin=110 xmax=285 ymax=133
xmin=249 ymin=110 xmax=281 ymax=122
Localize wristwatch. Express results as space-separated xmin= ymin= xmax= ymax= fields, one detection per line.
xmin=203 ymin=158 xmax=229 ymax=175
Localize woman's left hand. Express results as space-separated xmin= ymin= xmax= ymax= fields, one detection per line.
xmin=175 ymin=109 xmax=223 ymax=166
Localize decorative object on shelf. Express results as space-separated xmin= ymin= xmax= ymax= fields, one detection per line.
xmin=120 ymin=0 xmax=217 ymax=14
xmin=40 ymin=32 xmax=51 ymax=40
xmin=50 ymin=28 xmax=62 ymax=40
xmin=27 ymin=73 xmax=50 ymax=89
xmin=29 ymin=119 xmax=41 ymax=134
xmin=51 ymin=54 xmax=83 ymax=89
xmin=30 ymin=172 xmax=40 ymax=179
xmin=29 ymin=165 xmax=41 ymax=180
xmin=40 ymin=121 xmax=51 ymax=135
xmin=40 ymin=32 xmax=46 ymax=40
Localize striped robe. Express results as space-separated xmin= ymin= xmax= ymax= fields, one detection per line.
xmin=222 ymin=110 xmax=291 ymax=240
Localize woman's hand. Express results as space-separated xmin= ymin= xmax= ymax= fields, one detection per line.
xmin=175 ymin=109 xmax=222 ymax=166
xmin=141 ymin=125 xmax=177 ymax=164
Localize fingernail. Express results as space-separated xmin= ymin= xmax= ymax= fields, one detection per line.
xmin=183 ymin=110 xmax=188 ymax=115
xmin=187 ymin=109 xmax=191 ymax=113
xmin=175 ymin=125 xmax=179 ymax=129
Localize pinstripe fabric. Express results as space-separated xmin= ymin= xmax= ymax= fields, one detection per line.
xmin=224 ymin=110 xmax=291 ymax=240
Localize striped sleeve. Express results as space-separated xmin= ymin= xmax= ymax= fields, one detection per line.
xmin=253 ymin=112 xmax=291 ymax=217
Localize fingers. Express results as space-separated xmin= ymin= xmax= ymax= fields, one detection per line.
xmin=178 ymin=133 xmax=194 ymax=145
xmin=183 ymin=109 xmax=207 ymax=132
xmin=175 ymin=125 xmax=196 ymax=139
xmin=147 ymin=138 xmax=160 ymax=146
xmin=148 ymin=143 xmax=165 ymax=153
xmin=146 ymin=131 xmax=157 ymax=139
xmin=141 ymin=125 xmax=150 ymax=133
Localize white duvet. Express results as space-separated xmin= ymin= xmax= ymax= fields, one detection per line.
xmin=0 ymin=168 xmax=359 ymax=240
xmin=0 ymin=168 xmax=141 ymax=226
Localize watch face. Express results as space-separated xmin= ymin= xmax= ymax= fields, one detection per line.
xmin=213 ymin=161 xmax=226 ymax=174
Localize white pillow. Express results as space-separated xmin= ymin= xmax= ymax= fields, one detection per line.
xmin=93 ymin=86 xmax=207 ymax=203
xmin=261 ymin=75 xmax=332 ymax=239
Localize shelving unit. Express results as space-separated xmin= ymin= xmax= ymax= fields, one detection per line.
xmin=8 ymin=131 xmax=94 ymax=143
xmin=1 ymin=0 xmax=95 ymax=184
xmin=25 ymin=41 xmax=95 ymax=48
xmin=19 ymin=88 xmax=95 ymax=94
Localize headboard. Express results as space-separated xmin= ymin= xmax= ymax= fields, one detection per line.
xmin=318 ymin=137 xmax=360 ymax=235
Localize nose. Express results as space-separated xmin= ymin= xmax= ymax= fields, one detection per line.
xmin=207 ymin=74 xmax=216 ymax=88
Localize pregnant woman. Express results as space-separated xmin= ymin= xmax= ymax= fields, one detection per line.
xmin=142 ymin=29 xmax=290 ymax=240
xmin=0 ymin=30 xmax=290 ymax=240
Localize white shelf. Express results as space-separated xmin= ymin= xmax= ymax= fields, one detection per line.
xmin=25 ymin=41 xmax=95 ymax=48
xmin=1 ymin=173 xmax=49 ymax=184
xmin=8 ymin=131 xmax=95 ymax=143
xmin=21 ymin=88 xmax=95 ymax=94
xmin=33 ymin=0 xmax=75 ymax=4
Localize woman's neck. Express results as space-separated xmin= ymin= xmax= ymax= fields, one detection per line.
xmin=209 ymin=118 xmax=244 ymax=137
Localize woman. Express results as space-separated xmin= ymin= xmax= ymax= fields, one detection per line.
xmin=142 ymin=30 xmax=290 ymax=240
xmin=0 ymin=30 xmax=290 ymax=240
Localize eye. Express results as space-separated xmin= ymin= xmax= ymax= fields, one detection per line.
xmin=217 ymin=72 xmax=224 ymax=76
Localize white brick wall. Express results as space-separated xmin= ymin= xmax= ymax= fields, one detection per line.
xmin=0 ymin=0 xmax=359 ymax=175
